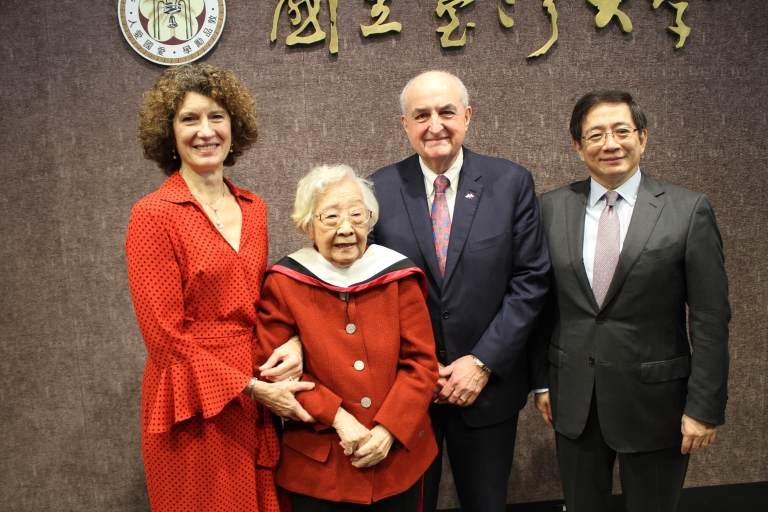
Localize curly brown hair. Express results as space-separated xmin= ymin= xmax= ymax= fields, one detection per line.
xmin=138 ymin=63 xmax=259 ymax=175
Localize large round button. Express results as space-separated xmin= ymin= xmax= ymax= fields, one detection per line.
xmin=595 ymin=316 xmax=605 ymax=324
xmin=361 ymin=397 xmax=372 ymax=408
xmin=346 ymin=323 xmax=356 ymax=334
xmin=354 ymin=360 xmax=365 ymax=371
xmin=442 ymin=311 xmax=450 ymax=319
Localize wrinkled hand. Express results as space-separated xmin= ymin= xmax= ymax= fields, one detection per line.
xmin=333 ymin=408 xmax=371 ymax=457
xmin=436 ymin=355 xmax=489 ymax=406
xmin=351 ymin=425 xmax=395 ymax=468
xmin=534 ymin=391 xmax=553 ymax=428
xmin=681 ymin=414 xmax=717 ymax=454
xmin=252 ymin=379 xmax=315 ymax=422
xmin=259 ymin=335 xmax=303 ymax=382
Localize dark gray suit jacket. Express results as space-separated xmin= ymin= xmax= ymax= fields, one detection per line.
xmin=369 ymin=148 xmax=550 ymax=427
xmin=533 ymin=172 xmax=730 ymax=452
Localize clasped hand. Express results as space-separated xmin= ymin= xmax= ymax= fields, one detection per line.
xmin=259 ymin=335 xmax=303 ymax=382
xmin=252 ymin=335 xmax=315 ymax=422
xmin=432 ymin=355 xmax=490 ymax=406
xmin=333 ymin=408 xmax=394 ymax=468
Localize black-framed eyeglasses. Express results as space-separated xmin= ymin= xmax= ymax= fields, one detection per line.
xmin=581 ymin=127 xmax=639 ymax=147
xmin=314 ymin=208 xmax=372 ymax=228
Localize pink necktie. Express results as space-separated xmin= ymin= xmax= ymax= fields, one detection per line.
xmin=592 ymin=190 xmax=620 ymax=308
xmin=431 ymin=176 xmax=451 ymax=276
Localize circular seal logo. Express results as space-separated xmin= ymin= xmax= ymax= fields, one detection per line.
xmin=118 ymin=0 xmax=226 ymax=66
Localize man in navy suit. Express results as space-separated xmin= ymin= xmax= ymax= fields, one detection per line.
xmin=368 ymin=70 xmax=550 ymax=512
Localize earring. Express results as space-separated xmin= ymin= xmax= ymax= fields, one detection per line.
xmin=230 ymin=148 xmax=234 ymax=153
xmin=172 ymin=148 xmax=177 ymax=160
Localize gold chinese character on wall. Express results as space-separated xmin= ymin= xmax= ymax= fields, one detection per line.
xmin=361 ymin=0 xmax=402 ymax=37
xmin=654 ymin=0 xmax=691 ymax=49
xmin=271 ymin=0 xmax=339 ymax=54
xmin=436 ymin=0 xmax=476 ymax=48
xmin=588 ymin=0 xmax=633 ymax=33
xmin=527 ymin=0 xmax=559 ymax=58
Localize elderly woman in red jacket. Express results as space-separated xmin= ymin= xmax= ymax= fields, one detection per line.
xmin=257 ymin=164 xmax=439 ymax=511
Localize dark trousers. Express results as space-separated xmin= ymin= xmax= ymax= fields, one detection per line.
xmin=289 ymin=479 xmax=420 ymax=512
xmin=423 ymin=404 xmax=519 ymax=512
xmin=556 ymin=394 xmax=690 ymax=512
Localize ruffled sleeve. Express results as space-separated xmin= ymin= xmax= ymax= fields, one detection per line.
xmin=127 ymin=201 xmax=251 ymax=433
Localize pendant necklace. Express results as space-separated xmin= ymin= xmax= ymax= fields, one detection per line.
xmin=194 ymin=182 xmax=226 ymax=232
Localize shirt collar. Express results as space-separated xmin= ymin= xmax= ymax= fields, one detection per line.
xmin=419 ymin=148 xmax=463 ymax=191
xmin=588 ymin=169 xmax=641 ymax=208
xmin=155 ymin=171 xmax=255 ymax=204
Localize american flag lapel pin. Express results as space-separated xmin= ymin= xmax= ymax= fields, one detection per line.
xmin=465 ymin=192 xmax=475 ymax=199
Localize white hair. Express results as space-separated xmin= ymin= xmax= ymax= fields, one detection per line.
xmin=399 ymin=70 xmax=470 ymax=115
xmin=292 ymin=164 xmax=379 ymax=238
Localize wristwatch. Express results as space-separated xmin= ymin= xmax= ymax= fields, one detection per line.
xmin=473 ymin=356 xmax=491 ymax=374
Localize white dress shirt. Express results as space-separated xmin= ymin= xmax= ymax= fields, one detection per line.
xmin=420 ymin=148 xmax=463 ymax=218
xmin=583 ymin=170 xmax=641 ymax=286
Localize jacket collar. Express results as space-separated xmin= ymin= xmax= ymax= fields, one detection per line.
xmin=566 ymin=172 xmax=666 ymax=312
xmin=398 ymin=147 xmax=483 ymax=288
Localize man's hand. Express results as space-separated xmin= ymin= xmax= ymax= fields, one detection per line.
xmin=259 ymin=335 xmax=303 ymax=382
xmin=681 ymin=414 xmax=717 ymax=454
xmin=437 ymin=355 xmax=490 ymax=407
xmin=252 ymin=379 xmax=315 ymax=422
xmin=351 ymin=425 xmax=395 ymax=468
xmin=332 ymin=407 xmax=371 ymax=456
xmin=534 ymin=391 xmax=553 ymax=428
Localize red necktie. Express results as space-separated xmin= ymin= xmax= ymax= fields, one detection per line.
xmin=431 ymin=176 xmax=451 ymax=276
xmin=592 ymin=190 xmax=620 ymax=308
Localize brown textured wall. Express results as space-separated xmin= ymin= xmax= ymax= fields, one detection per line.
xmin=0 ymin=1 xmax=765 ymax=510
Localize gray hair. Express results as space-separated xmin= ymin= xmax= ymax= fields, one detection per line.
xmin=292 ymin=164 xmax=379 ymax=238
xmin=399 ymin=70 xmax=470 ymax=115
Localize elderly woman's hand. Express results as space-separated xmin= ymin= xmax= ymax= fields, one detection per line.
xmin=350 ymin=425 xmax=395 ymax=468
xmin=332 ymin=407 xmax=371 ymax=457
xmin=252 ymin=379 xmax=316 ymax=422
xmin=259 ymin=335 xmax=303 ymax=382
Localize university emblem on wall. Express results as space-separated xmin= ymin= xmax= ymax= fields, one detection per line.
xmin=118 ymin=0 xmax=226 ymax=66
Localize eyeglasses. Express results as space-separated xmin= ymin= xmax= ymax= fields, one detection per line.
xmin=581 ymin=127 xmax=639 ymax=147
xmin=314 ymin=208 xmax=372 ymax=228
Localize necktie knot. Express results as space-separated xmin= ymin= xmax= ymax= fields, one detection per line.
xmin=604 ymin=190 xmax=619 ymax=207
xmin=434 ymin=175 xmax=450 ymax=195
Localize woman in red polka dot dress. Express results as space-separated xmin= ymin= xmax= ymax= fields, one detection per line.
xmin=126 ymin=64 xmax=314 ymax=512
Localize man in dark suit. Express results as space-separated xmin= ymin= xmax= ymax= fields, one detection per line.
xmin=368 ymin=70 xmax=550 ymax=512
xmin=533 ymin=90 xmax=730 ymax=512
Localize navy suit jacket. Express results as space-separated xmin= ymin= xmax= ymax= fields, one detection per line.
xmin=368 ymin=148 xmax=550 ymax=427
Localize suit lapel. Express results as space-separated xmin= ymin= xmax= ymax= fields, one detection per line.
xmin=566 ymin=179 xmax=597 ymax=309
xmin=399 ymin=157 xmax=443 ymax=285
xmin=600 ymin=173 xmax=666 ymax=310
xmin=443 ymin=150 xmax=482 ymax=284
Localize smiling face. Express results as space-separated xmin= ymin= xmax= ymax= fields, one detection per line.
xmin=311 ymin=180 xmax=368 ymax=268
xmin=173 ymin=91 xmax=232 ymax=176
xmin=573 ymin=102 xmax=647 ymax=190
xmin=401 ymin=71 xmax=472 ymax=175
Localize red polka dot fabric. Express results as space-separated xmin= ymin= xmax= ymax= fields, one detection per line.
xmin=126 ymin=172 xmax=280 ymax=512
